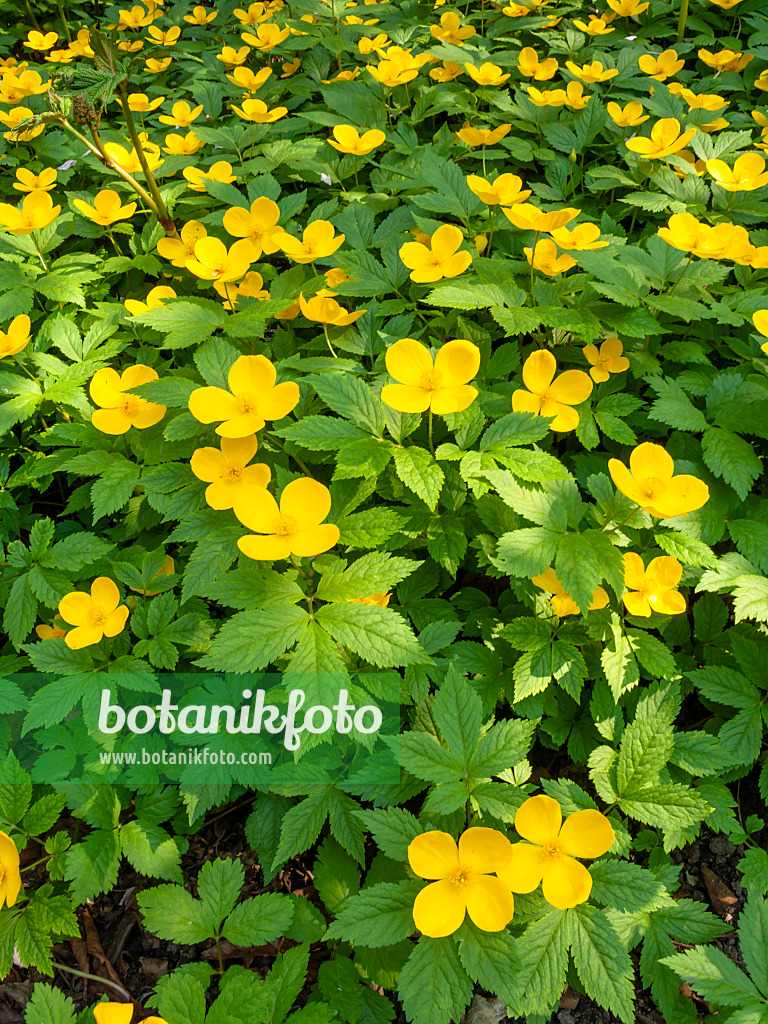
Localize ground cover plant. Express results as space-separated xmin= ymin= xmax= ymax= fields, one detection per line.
xmin=0 ymin=0 xmax=768 ymax=1021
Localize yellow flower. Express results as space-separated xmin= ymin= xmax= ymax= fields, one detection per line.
xmin=549 ymin=222 xmax=607 ymax=251
xmin=657 ymin=212 xmax=752 ymax=261
xmin=90 ymin=364 xmax=166 ymax=435
xmin=682 ymin=90 xmax=728 ymax=112
xmin=532 ymin=567 xmax=609 ymax=616
xmin=281 ymin=58 xmax=301 ymax=77
xmin=223 ymin=198 xmax=281 ymax=259
xmin=454 ymin=123 xmax=511 ymax=147
xmin=124 ymin=285 xmax=177 ymax=316
xmin=298 ymin=293 xmax=366 ymax=326
xmin=0 ymin=832 xmax=21 ymax=909
xmin=496 ymin=795 xmax=614 ymax=910
xmin=517 ymin=47 xmax=559 ymax=80
xmin=103 ymin=140 xmax=164 ymax=174
xmin=607 ymin=100 xmax=648 ymax=128
xmin=0 ymin=69 xmax=49 ymax=102
xmin=234 ymin=2 xmax=268 ymax=25
xmin=382 ymin=338 xmax=480 ymax=415
xmin=214 ymin=271 xmax=270 ymax=309
xmin=359 ymin=33 xmax=390 ymax=57
xmin=35 ymin=614 xmax=67 ymax=640
xmin=24 ymin=30 xmax=58 ymax=51
xmin=73 ymin=189 xmax=137 ymax=226
xmin=93 ymin=1003 xmax=167 ymax=1024
xmin=118 ymin=92 xmax=165 ymax=113
xmin=429 ymin=60 xmax=464 ymax=82
xmin=502 ymin=203 xmax=579 ymax=232
xmin=119 ymin=5 xmax=154 ymax=28
xmin=399 ymin=223 xmax=471 ymax=283
xmin=349 ymin=592 xmax=391 ymax=607
xmin=574 ymin=17 xmax=614 ymax=35
xmin=698 ymin=48 xmax=752 ymax=72
xmin=118 ymin=39 xmax=145 ymax=52
xmin=323 ymin=69 xmax=359 ymax=83
xmin=0 ymin=192 xmax=60 ymax=235
xmin=408 ymin=828 xmax=514 ymax=938
xmin=429 ymin=10 xmax=474 ymax=44
xmin=564 ymin=81 xmax=590 ymax=109
xmin=626 ymin=118 xmax=696 ymax=159
xmin=466 ymin=173 xmax=531 ymax=206
xmin=58 ymin=578 xmax=130 ymax=650
xmin=272 ymin=220 xmax=345 ymax=263
xmin=0 ymin=314 xmax=30 ymax=358
xmin=671 ymin=149 xmax=707 ymax=178
xmin=13 ymin=167 xmax=57 ymax=192
xmin=757 ymin=70 xmax=768 ymax=92
xmin=163 ymin=130 xmax=203 ymax=154
xmin=231 ymin=98 xmax=288 ymax=122
xmin=234 ymin=478 xmax=340 ymax=560
xmin=157 ymin=220 xmax=206 ymax=267
xmin=608 ymin=441 xmax=709 ymax=518
xmin=216 ymin=45 xmax=251 ymax=67
xmin=513 ymin=350 xmax=592 ymax=431
xmin=706 ymin=153 xmax=768 ymax=192
xmin=188 ymin=354 xmax=299 ymax=437
xmin=753 ymin=310 xmax=768 ymax=354
xmin=191 ymin=436 xmax=271 ymax=510
xmin=583 ymin=337 xmax=629 ymax=382
xmin=565 ymin=60 xmax=617 ymax=83
xmin=525 ymin=238 xmax=576 ymax=276
xmin=145 ymin=56 xmax=173 ymax=73
xmin=526 ymin=86 xmax=567 ymax=107
xmin=186 ymin=237 xmax=253 ymax=282
xmin=638 ymin=49 xmax=684 ymax=80
xmin=183 ymin=160 xmax=236 ymax=192
xmin=327 ymin=124 xmax=386 ymax=155
xmin=502 ymin=2 xmax=531 ymax=15
xmin=158 ymin=100 xmax=203 ymax=127
xmin=241 ymin=23 xmax=291 ymax=50
xmin=622 ymin=553 xmax=686 ymax=616
xmin=184 ymin=5 xmax=217 ymax=23
xmin=146 ymin=25 xmax=181 ymax=45
xmin=227 ymin=66 xmax=272 ymax=92
xmin=0 ymin=106 xmax=43 ymax=142
xmin=367 ymin=60 xmax=419 ymax=88
xmin=606 ymin=0 xmax=648 ymax=11
xmin=464 ymin=62 xmax=511 ymax=86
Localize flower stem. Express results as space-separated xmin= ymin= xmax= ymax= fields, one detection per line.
xmin=668 ymin=254 xmax=692 ymax=295
xmin=12 ymin=354 xmax=39 ymax=382
xmin=52 ymin=963 xmax=131 ymax=1001
xmin=676 ymin=0 xmax=689 ymax=42
xmin=118 ymin=84 xmax=178 ymax=237
xmin=428 ymin=409 xmax=434 ymax=454
xmin=322 ymin=324 xmax=338 ymax=358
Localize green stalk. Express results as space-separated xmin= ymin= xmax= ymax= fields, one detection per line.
xmin=676 ymin=0 xmax=689 ymax=42
xmin=118 ymin=84 xmax=178 ymax=236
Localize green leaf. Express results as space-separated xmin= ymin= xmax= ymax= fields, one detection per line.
xmin=277 ymin=417 xmax=368 ymax=451
xmin=199 ymin=605 xmax=309 ymax=671
xmin=317 ymin=602 xmax=429 ymax=668
xmin=661 ymin=946 xmax=762 ymax=1008
xmin=0 ymin=752 xmax=32 ymax=826
xmin=654 ymin=531 xmax=717 ymax=569
xmin=470 ymin=719 xmax=534 ymax=777
xmin=65 ymin=829 xmax=122 ymax=905
xmin=701 ymin=426 xmax=761 ymax=500
xmin=647 ymin=377 xmax=708 ymax=432
xmin=134 ymin=299 xmax=228 ymax=348
xmin=315 ymin=552 xmax=417 ymax=602
xmin=137 ymin=881 xmax=218 ymax=943
xmin=432 ymin=670 xmax=482 ymax=769
xmin=354 ymin=807 xmax=423 ymax=861
xmin=495 ymin=527 xmax=562 ymax=577
xmin=398 ymin=937 xmax=473 ymax=1024
xmin=272 ymin=791 xmax=331 ymax=870
xmin=738 ymin=849 xmax=768 ymax=898
xmin=120 ymin=820 xmax=182 ymax=883
xmin=325 ymin=880 xmax=422 ymax=947
xmin=154 ymin=972 xmax=208 ymax=1024
xmin=508 ymin=908 xmax=569 ymax=1017
xmin=615 ymin=683 xmax=675 ymax=798
xmin=310 ymin=374 xmax=384 ymax=434
xmin=314 ymin=837 xmax=361 ymax=915
xmin=223 ymin=893 xmax=295 ymax=946
xmin=457 ymin=923 xmax=521 ymax=1005
xmin=393 ymin=447 xmax=444 ymax=511
xmin=687 ymin=665 xmax=760 ymax=709
xmin=199 ymin=857 xmax=244 ymax=931
xmin=555 ymin=533 xmax=603 ymax=614
xmin=567 ymin=904 xmax=635 ymax=1024
xmin=738 ymin=897 xmax=768 ymax=998
xmin=3 ymin=574 xmax=37 ymax=650
xmin=25 ymin=983 xmax=76 ymax=1024
xmin=588 ymin=860 xmax=667 ymax=913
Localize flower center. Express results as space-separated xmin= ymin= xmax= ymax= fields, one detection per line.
xmin=539 ymin=385 xmax=556 ymax=401
xmin=447 ymin=864 xmax=476 ymax=889
xmin=122 ymin=396 xmax=141 ymax=415
xmin=419 ymin=370 xmax=442 ymax=392
xmin=641 ymin=476 xmax=666 ymax=499
xmin=541 ymin=839 xmax=565 ymax=858
xmin=273 ymin=514 xmax=298 ymax=537
xmin=89 ymin=607 xmax=108 ymax=627
xmin=225 ymin=463 xmax=245 ymax=480
xmin=239 ymin=394 xmax=259 ymax=415
xmin=597 ymin=356 xmax=612 ymax=370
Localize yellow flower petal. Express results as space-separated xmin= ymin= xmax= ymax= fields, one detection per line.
xmin=91 ymin=576 xmax=119 ymax=613
xmin=280 ymin=478 xmax=332 ymax=529
xmin=458 ymin=826 xmax=513 ymax=873
xmin=514 ymin=794 xmax=562 ymax=845
xmin=630 ymin=441 xmax=673 ymax=482
xmin=190 ymin=447 xmax=228 ymax=482
xmin=92 ymin=407 xmax=132 ymax=435
xmin=557 ymin=810 xmax=615 ymax=859
xmin=258 ymin=381 xmax=300 ymax=422
xmin=58 ymin=591 xmax=93 ymax=626
xmin=542 ymin=855 xmax=593 ymax=909
xmin=381 ymin=384 xmax=432 ymax=413
xmin=465 ymin=875 xmax=515 ymax=931
xmin=290 ymin=523 xmax=340 ymax=556
xmin=623 ymin=591 xmax=651 ymax=616
xmin=188 ymin=386 xmax=242 ymax=424
xmin=522 ymin=350 xmax=556 ymax=393
xmin=551 ymin=370 xmax=593 ymax=405
xmin=646 ymin=555 xmax=682 ymax=590
xmin=238 ymin=533 xmax=293 ymax=560
xmin=65 ymin=624 xmax=104 ymax=649
xmin=234 ymin=486 xmax=281 ymax=532
xmin=496 ymin=842 xmax=548 ymax=893
xmin=94 ymin=1005 xmax=134 ymax=1024
xmin=413 ymin=878 xmax=467 ymax=937
xmin=386 ymin=338 xmax=433 ymax=386
xmin=430 ymin=385 xmax=478 ymax=415
xmin=408 ymin=830 xmax=460 ymax=879
xmin=104 ymin=605 xmax=129 ymax=637
xmin=433 ymin=339 xmax=480 ymax=386
xmin=228 ymin=354 xmax=276 ymax=393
